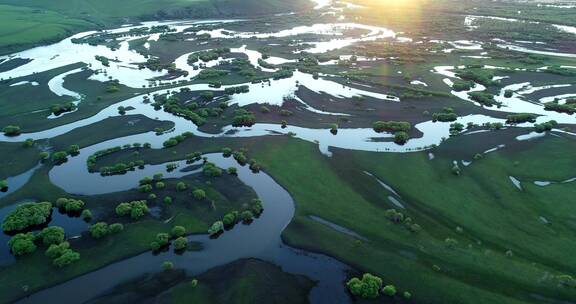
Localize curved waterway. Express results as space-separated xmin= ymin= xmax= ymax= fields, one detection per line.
xmin=19 ymin=153 xmax=351 ymax=303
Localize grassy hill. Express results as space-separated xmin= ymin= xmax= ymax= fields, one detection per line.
xmin=0 ymin=0 xmax=311 ymax=55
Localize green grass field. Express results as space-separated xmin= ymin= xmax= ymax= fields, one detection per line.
xmin=246 ymin=134 xmax=576 ymax=303
xmin=0 ymin=5 xmax=94 ymax=54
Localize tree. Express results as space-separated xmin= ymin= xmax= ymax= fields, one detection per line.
xmin=193 ymin=189 xmax=206 ymax=200
xmin=45 ymin=242 xmax=70 ymax=259
xmin=8 ymin=233 xmax=36 ymax=256
xmin=190 ymin=279 xmax=198 ymax=288
xmin=382 ymin=285 xmax=397 ymax=296
xmin=241 ymin=210 xmax=254 ymax=223
xmin=151 ymin=233 xmax=170 ymax=250
xmin=68 ymin=145 xmax=80 ymax=155
xmin=39 ymin=151 xmax=50 ymax=160
xmin=394 ymin=131 xmax=409 ymax=144
xmin=329 ymin=123 xmax=338 ymax=135
xmin=222 ymin=147 xmax=232 ymax=157
xmin=55 ymin=198 xmax=84 ymax=213
xmin=115 ymin=200 xmax=149 ymax=219
xmin=251 ymin=199 xmax=264 ymax=215
xmin=2 ymin=125 xmax=21 ymax=136
xmin=109 ymin=223 xmax=124 ymax=234
xmin=202 ymin=162 xmax=223 ymax=177
xmin=81 ymin=209 xmax=93 ymax=221
xmin=173 ymin=237 xmax=188 ymax=250
xmin=53 ymin=249 xmax=80 ymax=267
xmin=52 ymin=151 xmax=68 ymax=164
xmin=373 ymin=121 xmax=411 ymax=133
xmin=139 ymin=184 xmax=153 ymax=193
xmin=40 ymin=226 xmax=65 ymax=246
xmin=403 ymin=291 xmax=412 ymax=299
xmin=89 ymin=222 xmax=109 ymax=239
xmin=223 ymin=212 xmax=237 ymax=227
xmin=346 ymin=273 xmax=383 ymax=299
xmin=208 ymin=221 xmax=224 ymax=236
xmin=155 ymin=181 xmax=166 ymax=189
xmin=164 ymin=196 xmax=173 ymax=204
xmin=2 ymin=202 xmax=52 ymax=232
xmin=115 ymin=202 xmax=132 ymax=216
xmin=23 ymin=138 xmax=34 ymax=148
xmin=176 ymin=182 xmax=187 ymax=191
xmin=162 ymin=261 xmax=174 ymax=270
xmin=171 ymin=226 xmax=186 ymax=237
xmin=0 ymin=180 xmax=7 ymax=191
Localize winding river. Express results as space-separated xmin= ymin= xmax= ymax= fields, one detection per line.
xmin=1 ymin=2 xmax=576 ymax=302
xmin=19 ymin=153 xmax=352 ymax=303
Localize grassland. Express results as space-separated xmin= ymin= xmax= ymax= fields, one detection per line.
xmin=0 ymin=142 xmax=40 ymax=180
xmin=0 ymin=5 xmax=94 ymax=55
xmin=246 ymin=134 xmax=576 ymax=303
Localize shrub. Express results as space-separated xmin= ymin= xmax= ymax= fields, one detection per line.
xmin=208 ymin=221 xmax=224 ymax=235
xmin=506 ymin=113 xmax=537 ymax=124
xmin=382 ymin=285 xmax=397 ymax=296
xmin=2 ymin=125 xmax=21 ymax=136
xmin=55 ymin=198 xmax=85 ymax=213
xmin=373 ymin=121 xmax=411 ymax=133
xmin=162 ymin=261 xmax=174 ymax=270
xmin=202 ymin=162 xmax=222 ymax=177
xmin=176 ymin=182 xmax=187 ymax=191
xmin=468 ymin=91 xmax=500 ymax=107
xmin=52 ymin=151 xmax=69 ymax=164
xmin=173 ymin=237 xmax=188 ymax=250
xmin=534 ymin=120 xmax=558 ymax=133
xmin=45 ymin=242 xmax=70 ymax=259
xmin=223 ymin=212 xmax=237 ymax=227
xmin=193 ymin=189 xmax=206 ymax=200
xmin=171 ymin=226 xmax=186 ymax=237
xmin=81 ymin=209 xmax=93 ymax=221
xmin=89 ymin=222 xmax=109 ymax=239
xmin=115 ymin=200 xmax=149 ymax=219
xmin=53 ymin=249 xmax=80 ymax=267
xmin=109 ymin=223 xmax=124 ymax=234
xmin=150 ymin=233 xmax=171 ymax=251
xmin=394 ymin=131 xmax=409 ymax=144
xmin=241 ymin=210 xmax=254 ymax=223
